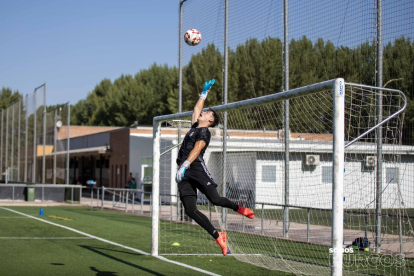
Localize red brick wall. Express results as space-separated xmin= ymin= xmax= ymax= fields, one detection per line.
xmin=109 ymin=129 xmax=130 ymax=188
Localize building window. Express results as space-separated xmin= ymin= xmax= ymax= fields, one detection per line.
xmin=322 ymin=166 xmax=333 ymax=184
xmin=386 ymin=167 xmax=399 ymax=184
xmin=262 ymin=165 xmax=276 ymax=182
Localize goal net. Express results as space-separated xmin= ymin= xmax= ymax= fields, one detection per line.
xmin=152 ymin=79 xmax=411 ymax=275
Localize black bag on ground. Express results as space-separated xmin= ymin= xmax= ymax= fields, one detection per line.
xmin=352 ymin=237 xmax=370 ymax=250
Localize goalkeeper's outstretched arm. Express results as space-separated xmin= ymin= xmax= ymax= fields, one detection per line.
xmin=191 ymin=79 xmax=215 ymax=124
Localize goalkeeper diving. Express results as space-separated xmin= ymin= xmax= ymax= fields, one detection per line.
xmin=175 ymin=79 xmax=255 ymax=256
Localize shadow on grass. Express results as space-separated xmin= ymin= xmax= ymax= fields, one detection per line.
xmin=90 ymin=266 xmax=117 ymax=276
xmin=80 ymin=245 xmax=164 ymax=276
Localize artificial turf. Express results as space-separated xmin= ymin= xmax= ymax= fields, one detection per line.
xmin=1 ymin=206 xmax=411 ymax=275
xmin=0 ymin=206 xmax=293 ymax=276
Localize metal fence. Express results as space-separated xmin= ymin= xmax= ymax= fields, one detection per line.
xmin=89 ymin=186 xmax=150 ymax=215
xmin=178 ymin=0 xmax=414 ymax=144
xmin=0 ymin=184 xmax=82 ymax=203
xmin=0 ymin=83 xmax=70 ymax=184
xmin=176 ymin=1 xmax=414 ymax=275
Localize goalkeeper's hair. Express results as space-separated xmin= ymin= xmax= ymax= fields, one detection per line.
xmin=208 ymin=108 xmax=219 ymax=127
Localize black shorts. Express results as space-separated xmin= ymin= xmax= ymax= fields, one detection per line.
xmin=178 ymin=161 xmax=218 ymax=198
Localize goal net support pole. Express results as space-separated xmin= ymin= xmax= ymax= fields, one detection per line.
xmin=331 ymin=79 xmax=345 ymax=275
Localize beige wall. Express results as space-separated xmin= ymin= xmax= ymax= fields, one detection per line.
xmin=58 ymin=126 xmax=121 ymax=140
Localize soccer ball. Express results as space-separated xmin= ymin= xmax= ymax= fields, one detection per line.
xmin=184 ymin=29 xmax=201 ymax=46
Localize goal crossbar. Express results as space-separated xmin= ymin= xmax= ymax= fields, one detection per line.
xmin=153 ymin=79 xmax=338 ymax=123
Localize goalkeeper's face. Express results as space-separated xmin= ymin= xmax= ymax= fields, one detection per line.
xmin=198 ymin=110 xmax=215 ymax=127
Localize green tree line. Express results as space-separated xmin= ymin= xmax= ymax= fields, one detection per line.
xmin=2 ymin=36 xmax=413 ymax=144
xmin=67 ymin=36 xmax=413 ymax=143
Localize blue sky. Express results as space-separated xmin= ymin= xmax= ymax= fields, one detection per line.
xmin=1 ymin=0 xmax=412 ymax=107
xmin=0 ymin=0 xmax=178 ymax=105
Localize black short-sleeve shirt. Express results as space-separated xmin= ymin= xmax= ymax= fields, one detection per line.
xmin=177 ymin=122 xmax=211 ymax=164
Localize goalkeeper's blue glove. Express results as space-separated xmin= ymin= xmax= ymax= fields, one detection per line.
xmin=200 ymin=79 xmax=215 ymax=100
xmin=175 ymin=160 xmax=191 ymax=183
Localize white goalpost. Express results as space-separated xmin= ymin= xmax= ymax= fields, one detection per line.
xmin=151 ymin=78 xmax=409 ymax=276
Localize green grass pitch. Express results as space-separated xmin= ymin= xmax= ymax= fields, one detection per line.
xmin=1 ymin=206 xmax=412 ymax=275
xmin=0 ymin=206 xmax=293 ymax=276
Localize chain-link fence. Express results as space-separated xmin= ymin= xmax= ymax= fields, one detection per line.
xmin=179 ymin=0 xmax=414 ymax=145
xmin=0 ymin=84 xmax=70 ymax=184
xmin=176 ymin=1 xmax=414 ymax=275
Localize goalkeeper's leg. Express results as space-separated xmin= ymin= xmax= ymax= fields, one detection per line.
xmin=180 ymin=195 xmax=228 ymax=256
xmin=201 ymin=185 xmax=255 ymax=219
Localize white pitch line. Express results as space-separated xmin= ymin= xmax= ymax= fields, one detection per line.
xmin=0 ymin=217 xmax=31 ymax=218
xmin=0 ymin=237 xmax=92 ymax=239
xmin=0 ymin=207 xmax=220 ymax=276
xmin=162 ymin=253 xmax=263 ymax=256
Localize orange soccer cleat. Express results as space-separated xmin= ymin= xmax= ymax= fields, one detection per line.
xmin=215 ymin=232 xmax=228 ymax=256
xmin=237 ymin=205 xmax=255 ymax=219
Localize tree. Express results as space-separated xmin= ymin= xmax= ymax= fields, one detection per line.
xmin=182 ymin=43 xmax=223 ymax=111
xmin=0 ymin=87 xmax=22 ymax=109
xmin=64 ymin=36 xmax=413 ymax=145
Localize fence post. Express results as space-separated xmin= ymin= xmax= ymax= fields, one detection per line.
xmin=53 ymin=108 xmax=57 ymax=184
xmin=17 ymin=99 xmax=21 ymax=182
xmin=375 ymin=0 xmax=383 ymax=254
xmin=261 ymin=203 xmax=264 ymax=235
xmin=132 ymin=192 xmax=135 ymax=214
xmin=307 ymin=208 xmax=310 ymax=242
xmin=283 ymin=0 xmax=290 ymax=240
xmin=125 ymin=189 xmax=128 ymax=212
xmin=66 ymin=102 xmax=70 ymax=185
xmin=101 ymin=187 xmax=105 ymax=209
xmin=33 ymin=89 xmax=36 ymax=183
xmin=11 ymin=104 xmax=14 ymax=181
xmin=0 ymin=110 xmax=3 ymax=181
xmin=399 ymin=212 xmax=402 ymax=254
xmin=42 ymin=83 xmax=46 ymax=184
xmin=141 ymin=191 xmax=144 ymax=214
xmin=24 ymin=94 xmax=28 ymax=183
xmin=97 ymin=189 xmax=100 ymax=207
xmin=5 ymin=109 xmax=9 ymax=181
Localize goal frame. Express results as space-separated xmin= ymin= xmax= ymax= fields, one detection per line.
xmin=151 ymin=78 xmax=345 ymax=274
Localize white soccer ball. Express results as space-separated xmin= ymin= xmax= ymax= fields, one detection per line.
xmin=184 ymin=29 xmax=201 ymax=46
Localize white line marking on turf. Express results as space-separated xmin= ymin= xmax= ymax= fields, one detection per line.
xmin=0 ymin=207 xmax=220 ymax=276
xmin=0 ymin=217 xmax=31 ymax=218
xmin=0 ymin=237 xmax=92 ymax=239
xmin=162 ymin=253 xmax=262 ymax=256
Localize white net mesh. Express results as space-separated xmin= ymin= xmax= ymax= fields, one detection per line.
xmin=155 ymin=82 xmax=412 ymax=275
